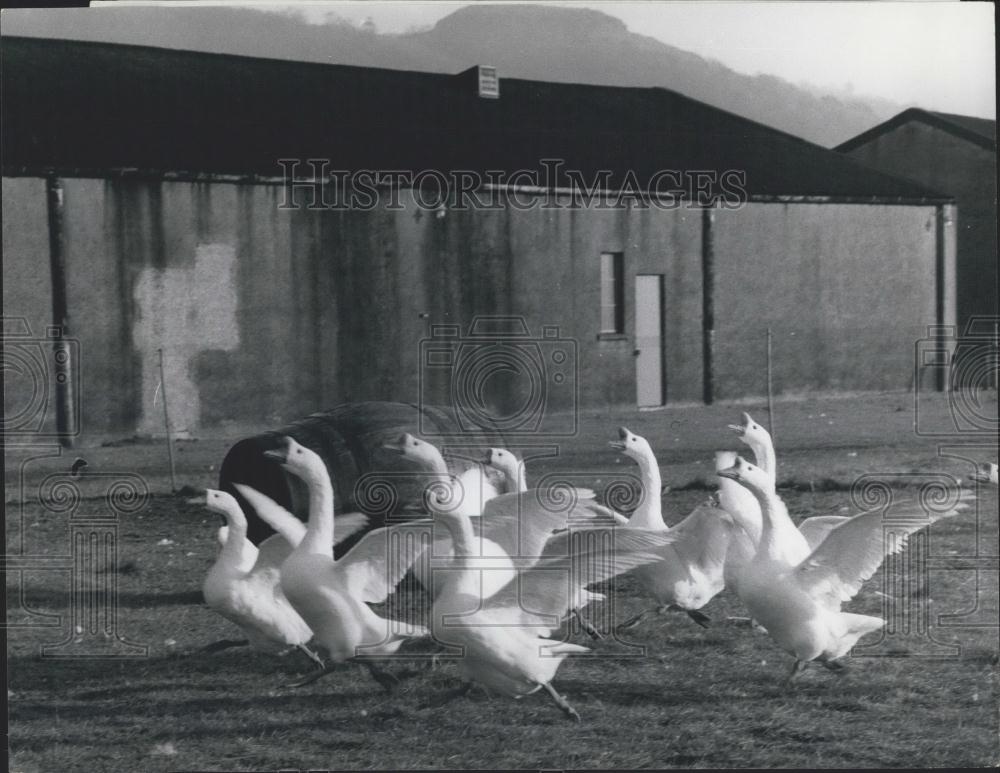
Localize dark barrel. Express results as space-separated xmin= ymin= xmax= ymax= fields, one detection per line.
xmin=218 ymin=401 xmax=509 ymax=553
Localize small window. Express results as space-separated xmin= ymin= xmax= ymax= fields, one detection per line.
xmin=600 ymin=252 xmax=624 ymax=334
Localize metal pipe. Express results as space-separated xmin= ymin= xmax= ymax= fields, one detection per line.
xmin=158 ymin=348 xmax=178 ymax=494
xmin=701 ymin=206 xmax=715 ymax=405
xmin=766 ymin=327 xmax=776 ymax=446
xmin=935 ymin=204 xmax=947 ymax=392
xmin=46 ymin=175 xmax=75 ymax=447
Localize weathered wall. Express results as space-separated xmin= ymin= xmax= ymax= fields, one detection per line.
xmin=842 ymin=123 xmax=997 ymax=332
xmin=3 ymin=177 xmax=58 ymax=436
xmin=3 ymin=176 xmax=946 ymax=439
xmin=711 ymin=202 xmax=944 ymax=399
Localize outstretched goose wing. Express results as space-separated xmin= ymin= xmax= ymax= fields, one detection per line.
xmin=797 ymin=515 xmax=851 ymax=551
xmin=337 ymin=521 xmax=435 ymax=603
xmin=477 ymin=488 xmax=611 ymax=562
xmin=487 ymin=527 xmax=679 ymax=630
xmin=795 ymin=491 xmax=973 ymax=608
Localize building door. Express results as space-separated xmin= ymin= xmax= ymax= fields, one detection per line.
xmin=635 ymin=274 xmax=665 ymax=407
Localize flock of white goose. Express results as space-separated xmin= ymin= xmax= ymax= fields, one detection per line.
xmin=200 ymin=412 xmax=985 ymax=721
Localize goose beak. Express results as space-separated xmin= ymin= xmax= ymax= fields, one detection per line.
xmin=483 ymin=449 xmax=494 ymax=464
xmin=608 ymin=440 xmax=626 ymax=451
xmin=380 ymin=434 xmax=408 ymax=455
xmin=716 ymin=465 xmax=740 ymax=481
xmin=727 ymin=423 xmax=746 ymax=436
xmin=263 ymin=447 xmax=287 ymax=464
xmin=609 ymin=426 xmax=629 ymax=451
xmin=969 ymin=463 xmax=996 ymax=483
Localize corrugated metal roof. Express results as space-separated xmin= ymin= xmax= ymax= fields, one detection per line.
xmin=836 ymin=107 xmax=997 ymax=153
xmin=2 ymin=36 xmax=949 ymax=201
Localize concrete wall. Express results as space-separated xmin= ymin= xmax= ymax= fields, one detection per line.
xmin=842 ymin=122 xmax=997 ymax=332
xmin=711 ymin=202 xmax=945 ymax=399
xmin=3 ymin=176 xmax=948 ymax=440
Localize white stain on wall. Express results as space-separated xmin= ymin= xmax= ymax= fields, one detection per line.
xmin=132 ymin=243 xmax=239 ymax=435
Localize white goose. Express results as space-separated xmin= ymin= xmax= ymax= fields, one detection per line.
xmin=717 ymin=455 xmax=972 ymax=681
xmin=259 ymin=436 xmax=431 ymax=690
xmin=201 ymin=489 xmax=361 ymax=664
xmin=727 ymin=411 xmax=849 ymax=551
xmin=483 ymin=446 xmax=627 ymax=638
xmin=388 ymin=433 xmax=500 ymax=517
xmin=425 ymin=484 xmax=680 ymax=720
xmin=383 ymin=434 xmax=612 ymax=603
xmin=610 ymin=427 xmax=736 ymax=630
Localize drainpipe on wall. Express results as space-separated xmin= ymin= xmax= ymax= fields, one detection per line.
xmin=934 ymin=203 xmax=946 ymax=393
xmin=46 ymin=174 xmax=76 ymax=447
xmin=701 ymin=206 xmax=715 ymax=405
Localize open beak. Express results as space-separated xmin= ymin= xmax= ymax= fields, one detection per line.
xmin=263 ymin=448 xmax=287 ymax=464
xmin=969 ymin=464 xmax=993 ymax=483
xmin=483 ymin=449 xmax=494 ymax=465
xmin=380 ymin=435 xmax=407 ymax=455
xmin=716 ymin=466 xmax=740 ymax=481
xmin=609 ymin=426 xmax=629 ymax=452
xmin=727 ymin=423 xmax=746 ymax=436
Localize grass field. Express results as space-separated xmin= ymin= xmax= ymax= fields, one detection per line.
xmin=6 ymin=392 xmax=999 ymax=770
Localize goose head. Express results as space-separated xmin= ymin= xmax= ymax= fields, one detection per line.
xmin=727 ymin=411 xmax=769 ymax=444
xmin=264 ymin=436 xmax=327 ymax=488
xmin=608 ymin=426 xmax=655 ymax=464
xmin=969 ymin=462 xmax=998 ymax=485
xmin=380 ymin=432 xmax=447 ymax=470
xmin=483 ymin=447 xmax=521 ymax=481
xmin=727 ymin=412 xmax=772 ymax=458
xmin=204 ymin=488 xmax=246 ymax=528
xmin=715 ymin=455 xmax=773 ymax=498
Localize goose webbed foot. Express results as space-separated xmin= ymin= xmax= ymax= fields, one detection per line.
xmin=362 ymin=660 xmax=400 ymax=693
xmin=286 ymin=663 xmax=338 ymax=688
xmin=685 ymin=609 xmax=712 ymax=628
xmin=785 ymin=659 xmax=809 ymax=685
xmin=540 ymin=681 xmax=581 ymax=722
xmin=822 ymin=658 xmax=848 ymax=673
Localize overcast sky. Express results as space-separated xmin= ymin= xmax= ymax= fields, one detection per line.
xmin=73 ymin=1 xmax=999 ymax=119
xmin=260 ymin=0 xmax=996 ymax=118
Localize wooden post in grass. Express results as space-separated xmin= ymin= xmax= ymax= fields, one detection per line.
xmin=158 ymin=348 xmax=178 ymax=494
xmin=766 ymin=328 xmax=776 ymax=447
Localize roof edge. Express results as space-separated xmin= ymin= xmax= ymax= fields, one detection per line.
xmin=836 ymin=107 xmax=997 ymax=153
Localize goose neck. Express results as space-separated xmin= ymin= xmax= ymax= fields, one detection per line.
xmin=300 ymin=472 xmax=335 ymax=556
xmin=630 ymin=453 xmax=666 ymax=529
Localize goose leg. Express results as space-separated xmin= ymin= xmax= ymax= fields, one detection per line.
xmin=539 ymin=682 xmax=581 ymax=722
xmin=286 ymin=663 xmax=338 ymax=688
xmin=199 ymin=638 xmax=250 ymax=654
xmin=616 ymin=607 xmax=655 ymax=632
xmin=786 ymin=659 xmax=809 ymax=685
xmin=685 ymin=609 xmax=712 ymax=628
xmin=361 ymin=661 xmax=400 ymax=693
xmin=297 ymin=644 xmax=325 ymax=668
xmin=573 ymin=608 xmax=604 ymax=640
